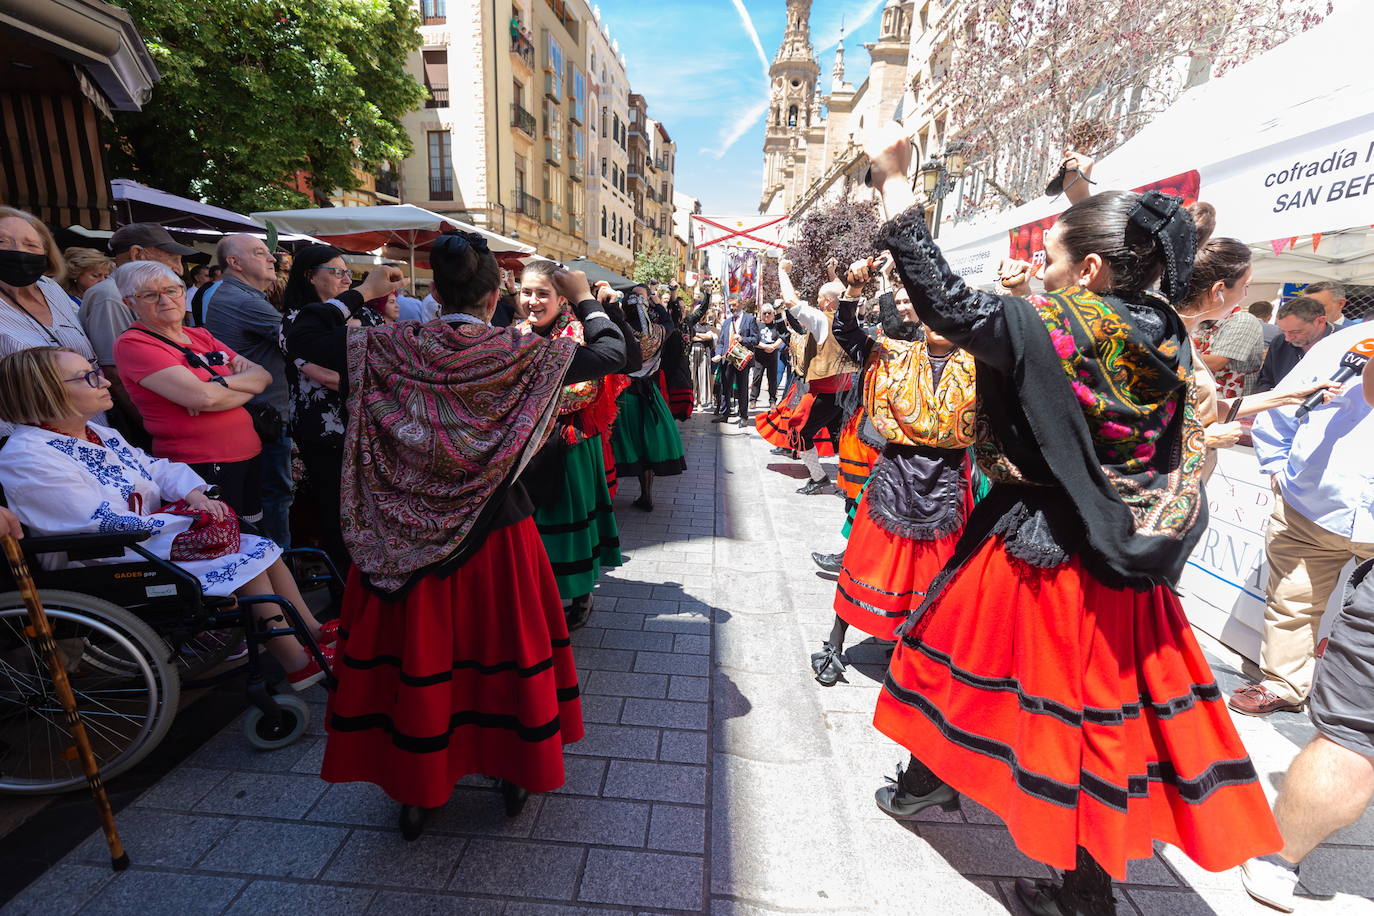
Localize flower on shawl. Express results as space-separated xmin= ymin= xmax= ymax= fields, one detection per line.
xmin=1049 ymin=328 xmax=1076 ymax=359
xmin=1100 ymin=420 xmax=1133 ymax=440
xmin=1070 ymin=380 xmax=1097 ymax=406
xmin=1133 ymin=442 xmax=1157 ymax=461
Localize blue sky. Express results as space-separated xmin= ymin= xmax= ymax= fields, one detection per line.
xmin=591 ymin=0 xmax=889 ymax=214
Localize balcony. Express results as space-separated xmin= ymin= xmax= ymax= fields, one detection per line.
xmin=546 ymin=200 xmax=565 ymax=224
xmin=425 ymin=87 xmax=449 ymax=109
xmin=511 ymin=189 xmax=541 ymax=217
xmin=511 ymin=103 xmax=535 ymax=137
xmin=375 ymin=171 xmax=399 ymax=200
xmin=655 ymin=157 xmax=668 ymax=171
xmin=510 ymin=30 xmax=534 ymax=70
xmin=544 ymin=138 xmax=562 ymax=165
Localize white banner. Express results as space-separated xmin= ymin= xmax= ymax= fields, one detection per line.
xmin=692 ymin=214 xmax=790 ymax=251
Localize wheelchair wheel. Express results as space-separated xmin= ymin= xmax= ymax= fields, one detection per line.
xmin=0 ymin=591 xmax=180 ymax=795
xmin=241 ymin=693 xmax=309 ymax=750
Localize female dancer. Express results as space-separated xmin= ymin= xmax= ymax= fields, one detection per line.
xmin=518 ymin=260 xmax=627 ymax=630
xmin=287 ymin=232 xmax=626 ymax=840
xmin=611 ymin=286 xmax=687 ymax=512
xmin=863 ymin=133 xmax=1280 ymax=914
xmin=810 ymin=265 xmax=977 ymax=687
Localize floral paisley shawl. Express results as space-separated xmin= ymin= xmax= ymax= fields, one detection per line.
xmin=341 ymin=320 xmax=576 ymax=595
xmin=863 ymin=338 xmax=977 ymax=449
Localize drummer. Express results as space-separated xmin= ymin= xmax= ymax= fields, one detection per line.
xmin=711 ymin=296 xmax=760 ymax=427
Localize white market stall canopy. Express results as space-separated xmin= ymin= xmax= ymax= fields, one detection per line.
xmin=936 ymin=3 xmax=1374 ymax=287
xmin=111 ymin=179 xmax=269 ymax=233
xmin=248 ymin=204 xmax=536 ymax=261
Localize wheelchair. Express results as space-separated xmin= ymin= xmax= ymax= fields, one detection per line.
xmin=0 ymin=519 xmax=340 ymax=796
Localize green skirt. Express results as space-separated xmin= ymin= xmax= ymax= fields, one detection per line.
xmin=611 ymin=381 xmax=687 ymax=477
xmin=534 ymin=433 xmax=623 ymax=599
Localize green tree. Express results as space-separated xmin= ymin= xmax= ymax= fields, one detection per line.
xmin=107 ymin=0 xmax=426 ymax=213
xmin=631 ymin=244 xmax=679 ymax=285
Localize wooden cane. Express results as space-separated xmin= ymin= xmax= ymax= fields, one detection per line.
xmin=1 ymin=535 xmax=129 ymax=870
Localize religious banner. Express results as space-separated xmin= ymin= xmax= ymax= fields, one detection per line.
xmin=726 ymin=249 xmax=759 ymax=304
xmin=692 ymin=214 xmax=790 ymax=251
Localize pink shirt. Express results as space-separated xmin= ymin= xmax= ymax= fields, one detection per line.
xmin=114 ymin=324 xmax=261 ymax=465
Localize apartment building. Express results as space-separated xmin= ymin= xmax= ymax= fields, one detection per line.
xmin=584 ymin=11 xmax=634 ymax=275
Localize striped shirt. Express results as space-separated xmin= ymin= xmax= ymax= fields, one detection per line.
xmin=0 ymin=277 xmax=96 ymax=361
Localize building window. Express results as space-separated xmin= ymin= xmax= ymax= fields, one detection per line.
xmin=570 ymin=68 xmax=586 ymax=124
xmin=601 ymin=207 xmax=607 ymax=236
xmin=422 ymin=49 xmax=449 ymax=108
xmin=427 ymin=130 xmax=453 ymax=200
xmin=601 ymin=157 xmax=607 ymax=178
xmin=422 ymin=0 xmax=446 ymax=24
xmin=544 ymin=32 xmax=564 ymax=99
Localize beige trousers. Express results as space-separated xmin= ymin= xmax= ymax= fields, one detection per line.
xmin=1260 ymin=495 xmax=1374 ymax=702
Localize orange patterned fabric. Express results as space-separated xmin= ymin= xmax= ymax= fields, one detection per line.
xmin=863 ymin=339 xmax=977 ymax=450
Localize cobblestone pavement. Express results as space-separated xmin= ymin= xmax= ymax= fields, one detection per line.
xmin=5 ymin=414 xmax=1374 ymax=915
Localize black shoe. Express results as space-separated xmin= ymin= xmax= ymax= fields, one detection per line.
xmin=498 ymin=779 xmax=530 ymax=817
xmin=873 ymin=763 xmax=961 ymax=820
xmin=632 ymin=495 xmax=654 ymax=512
xmin=398 ymin=804 xmax=432 ymax=841
xmin=736 ymin=418 xmax=749 ymax=428
xmin=796 ymin=478 xmax=832 ymax=495
xmin=811 ymin=642 xmax=846 ymax=686
xmin=711 ymin=415 xmax=730 ymax=423
xmin=565 ymin=594 xmax=593 ymax=631
xmin=811 ymin=551 xmax=844 ymax=573
xmin=1014 ymin=877 xmax=1117 ymax=916
xmin=769 ymin=446 xmax=792 ymax=456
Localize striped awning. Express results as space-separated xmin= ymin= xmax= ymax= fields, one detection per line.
xmin=0 ymin=90 xmax=112 ymax=230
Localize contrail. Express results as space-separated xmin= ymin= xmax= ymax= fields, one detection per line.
xmin=730 ymin=0 xmax=772 ymax=80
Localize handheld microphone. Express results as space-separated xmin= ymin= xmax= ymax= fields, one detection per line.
xmin=1296 ymin=338 xmax=1374 ymax=417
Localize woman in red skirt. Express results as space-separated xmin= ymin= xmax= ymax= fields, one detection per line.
xmin=863 ymin=134 xmax=1281 ymax=915
xmin=809 ymin=272 xmax=978 ymax=687
xmin=285 ymin=232 xmax=625 ymax=840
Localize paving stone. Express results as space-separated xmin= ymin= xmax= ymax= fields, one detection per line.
xmin=916 ymin=823 xmax=1055 ymax=879
xmin=73 ymin=809 xmax=231 ymax=868
xmin=305 ymin=781 xmax=398 ymax=828
xmin=598 ymin=628 xmax=676 ymax=652
xmin=715 ymin=609 xmax=803 ymax=674
xmin=131 ymin=765 xmax=226 ymax=811
xmin=594 ymin=580 xmax=656 ymax=599
xmin=192 ymin=771 xmax=327 ymax=819
xmin=711 ymin=569 xmax=794 ymax=616
xmin=648 ymin=804 xmax=707 ymax=853
xmin=503 ymin=904 xmax=626 ymax=916
xmin=584 ymin=670 xmax=670 ymax=699
xmin=1123 ymin=886 xmax=1262 ymax=916
xmin=288 ymin=735 xmax=328 ymax=775
xmin=1295 ymin=843 xmax=1374 ymax=897
xmin=669 ymin=674 xmax=710 ymax=701
xmin=364 ymin=891 xmax=495 ymax=915
xmin=188 ymin=723 xmax=315 ymax=772
xmin=1 ymin=863 xmax=114 ymax=916
xmin=577 ymin=848 xmax=704 ymax=910
xmin=660 ymin=728 xmax=709 ymax=764
xmin=622 ymin=697 xmax=709 ymax=730
xmin=532 ymin=795 xmax=650 ymax=847
xmin=79 ymin=870 xmax=244 ymax=916
xmin=448 ymin=838 xmax=585 ymax=898
xmin=579 ymin=693 xmax=626 ymax=724
xmin=571 ymin=625 xmax=605 ymax=648
xmin=198 ymin=819 xmax=348 ymax=878
xmin=634 ymin=649 xmax=711 ymax=676
xmin=566 ymin=723 xmax=661 ymax=760
xmin=674 ymin=633 xmax=711 ymax=655
xmin=568 ymin=646 xmax=637 ymax=672
xmin=643 ymin=613 xmax=714 ymax=634
xmin=322 ymin=829 xmax=465 ymax=888
xmin=876 ymin=876 xmax=1008 ymax=915
xmin=604 ymin=760 xmax=707 ymax=805
xmin=224 ymin=878 xmax=375 ymax=915
xmin=714 ymin=668 xmax=832 ymax=763
xmin=584 ymin=609 xmax=648 ymax=630
xmin=427 ymin=785 xmax=545 ymax=837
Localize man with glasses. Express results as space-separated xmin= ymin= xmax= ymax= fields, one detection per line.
xmin=79 ymin=223 xmax=196 ymax=444
xmin=206 ymin=234 xmax=294 ymax=548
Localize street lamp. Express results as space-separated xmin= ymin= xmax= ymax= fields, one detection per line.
xmin=918 ymin=140 xmax=969 ymax=238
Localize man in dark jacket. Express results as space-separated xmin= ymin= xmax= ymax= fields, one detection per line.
xmin=712 ymin=296 xmax=760 ymax=427
xmin=1256 ymin=296 xmax=1331 ymax=392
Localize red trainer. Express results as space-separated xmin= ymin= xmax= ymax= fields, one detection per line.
xmin=317 ymin=619 xmax=341 ymax=648
xmin=287 ymin=642 xmax=335 ymax=691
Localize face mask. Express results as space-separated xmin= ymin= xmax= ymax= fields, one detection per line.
xmin=0 ymin=249 xmax=49 ymax=287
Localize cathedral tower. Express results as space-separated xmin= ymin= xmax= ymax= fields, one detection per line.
xmin=760 ymin=0 xmax=820 ymax=212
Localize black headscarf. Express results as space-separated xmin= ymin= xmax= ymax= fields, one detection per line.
xmin=1127 ymin=191 xmax=1196 ymax=305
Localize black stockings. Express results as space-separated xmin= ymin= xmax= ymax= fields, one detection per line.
xmin=827 ymin=615 xmax=850 ymax=654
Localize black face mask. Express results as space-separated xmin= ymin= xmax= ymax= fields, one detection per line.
xmin=0 ymin=249 xmax=49 ymax=288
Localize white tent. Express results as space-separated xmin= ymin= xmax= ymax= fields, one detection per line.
xmin=936 ymin=3 xmax=1374 ymax=287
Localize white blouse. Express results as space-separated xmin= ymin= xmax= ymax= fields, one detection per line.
xmin=0 ymin=423 xmax=280 ymax=596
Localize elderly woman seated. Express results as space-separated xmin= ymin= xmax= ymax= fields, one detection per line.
xmin=0 ymin=346 xmax=333 ymax=689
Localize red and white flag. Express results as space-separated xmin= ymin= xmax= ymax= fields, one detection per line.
xmin=692 ymin=214 xmax=790 ymax=251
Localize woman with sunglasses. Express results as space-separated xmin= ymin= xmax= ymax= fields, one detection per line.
xmin=281 ymin=245 xmax=392 ymax=574
xmin=112 ymin=262 xmax=270 ymax=522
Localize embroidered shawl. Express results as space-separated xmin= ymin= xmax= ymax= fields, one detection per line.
xmin=863 ymin=338 xmax=977 ymax=449
xmin=341 ymin=320 xmax=576 ymax=595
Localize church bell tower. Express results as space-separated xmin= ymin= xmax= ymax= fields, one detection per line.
xmin=760 ymin=0 xmax=820 ymax=212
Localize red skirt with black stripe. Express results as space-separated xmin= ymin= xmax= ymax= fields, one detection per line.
xmin=834 ymin=495 xmax=961 ymax=641
xmin=872 ymin=537 xmax=1281 ymax=879
xmin=836 ymin=408 xmax=879 ymax=500
xmin=322 ymin=516 xmax=583 ymax=807
xmin=755 ymin=382 xmax=836 ymax=456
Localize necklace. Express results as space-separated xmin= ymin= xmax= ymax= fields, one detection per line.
xmin=0 ymin=287 xmax=61 ymax=346
xmin=37 ymin=422 xmax=102 ymax=446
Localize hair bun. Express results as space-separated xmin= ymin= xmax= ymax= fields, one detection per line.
xmin=1186 ymin=201 xmax=1217 ymax=247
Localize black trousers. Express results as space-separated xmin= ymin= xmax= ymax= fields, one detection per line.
xmin=720 ymin=362 xmax=750 ymax=420
xmin=297 ymin=442 xmax=349 ymax=576
xmin=189 ymin=455 xmax=263 ymax=524
xmin=750 ymin=350 xmax=779 ymax=404
xmin=799 ymin=390 xmax=843 ymax=450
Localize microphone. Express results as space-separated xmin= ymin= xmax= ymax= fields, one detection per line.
xmin=1296 ymin=338 xmax=1374 ymax=417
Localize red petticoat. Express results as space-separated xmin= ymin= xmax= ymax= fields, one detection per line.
xmin=755 ymin=383 xmax=836 ymax=456
xmin=321 ymin=517 xmax=583 ymax=807
xmin=834 ymin=497 xmax=961 ymax=641
xmin=837 ymin=409 xmax=879 ymax=500
xmin=873 ymin=536 xmax=1281 ymax=879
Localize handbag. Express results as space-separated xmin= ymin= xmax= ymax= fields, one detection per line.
xmin=161 ymin=500 xmax=242 ymax=561
xmin=133 ymin=326 xmax=281 ymax=443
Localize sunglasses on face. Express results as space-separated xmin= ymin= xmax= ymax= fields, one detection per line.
xmin=312 ymin=267 xmax=352 ymax=279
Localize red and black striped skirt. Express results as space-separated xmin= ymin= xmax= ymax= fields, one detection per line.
xmin=322 ymin=517 xmax=583 ymax=807
xmin=873 ymin=536 xmax=1281 ymax=879
xmin=836 ymin=408 xmax=879 ymax=500
xmin=755 ymin=383 xmax=836 ymax=456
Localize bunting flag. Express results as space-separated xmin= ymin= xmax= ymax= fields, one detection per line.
xmin=1311 ymin=232 xmax=1323 ymax=252
xmin=1270 ymin=238 xmax=1287 ymax=256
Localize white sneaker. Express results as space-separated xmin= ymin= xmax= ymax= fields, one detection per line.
xmin=1240 ymin=856 xmax=1298 ymax=912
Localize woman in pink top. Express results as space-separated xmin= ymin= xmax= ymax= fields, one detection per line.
xmin=113 ymin=261 xmax=269 ymax=522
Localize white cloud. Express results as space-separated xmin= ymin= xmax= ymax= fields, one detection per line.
xmin=729 ymin=0 xmax=772 ymax=80
xmin=703 ymin=96 xmax=769 ymax=159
